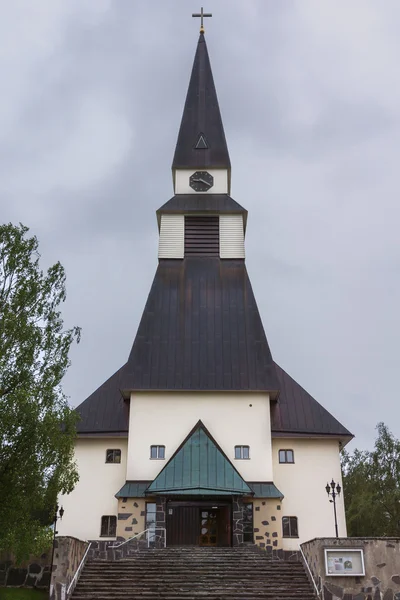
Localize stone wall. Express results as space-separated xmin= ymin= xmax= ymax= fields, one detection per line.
xmin=301 ymin=537 xmax=400 ymax=600
xmin=0 ymin=549 xmax=51 ymax=589
xmin=116 ymin=497 xmax=148 ymax=538
xmin=252 ymin=498 xmax=282 ymax=550
xmin=232 ymin=496 xmax=244 ymax=546
xmin=50 ymin=536 xmax=88 ymax=600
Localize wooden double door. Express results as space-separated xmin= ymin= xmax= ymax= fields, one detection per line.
xmin=166 ymin=501 xmax=231 ymax=547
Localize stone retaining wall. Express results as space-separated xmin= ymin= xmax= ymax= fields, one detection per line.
xmin=50 ymin=536 xmax=88 ymax=600
xmin=301 ymin=537 xmax=400 ymax=600
xmin=0 ymin=549 xmax=51 ymax=589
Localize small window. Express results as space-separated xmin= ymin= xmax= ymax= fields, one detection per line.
xmin=243 ymin=503 xmax=253 ymax=543
xmin=100 ymin=515 xmax=117 ymax=537
xmin=234 ymin=445 xmax=250 ymax=459
xmin=279 ymin=449 xmax=294 ymax=464
xmin=150 ymin=445 xmax=165 ymax=459
xmin=282 ymin=516 xmax=298 ymax=538
xmin=106 ymin=449 xmax=121 ymax=464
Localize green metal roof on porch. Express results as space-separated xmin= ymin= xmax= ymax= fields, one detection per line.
xmin=146 ymin=421 xmax=252 ymax=496
xmin=115 ymin=481 xmax=151 ymax=498
xmin=248 ymin=482 xmax=284 ymax=499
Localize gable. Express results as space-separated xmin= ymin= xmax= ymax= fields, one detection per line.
xmin=146 ymin=421 xmax=252 ymax=495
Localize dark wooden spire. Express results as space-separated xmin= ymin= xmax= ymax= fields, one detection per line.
xmin=172 ymin=33 xmax=231 ymax=170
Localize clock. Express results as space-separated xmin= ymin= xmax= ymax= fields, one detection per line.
xmin=189 ymin=171 xmax=214 ymax=192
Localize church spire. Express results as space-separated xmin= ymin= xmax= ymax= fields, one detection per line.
xmin=172 ymin=32 xmax=231 ymax=172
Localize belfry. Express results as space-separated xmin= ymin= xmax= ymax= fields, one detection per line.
xmin=59 ymin=18 xmax=352 ymax=553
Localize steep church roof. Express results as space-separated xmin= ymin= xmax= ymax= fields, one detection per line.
xmin=73 ymin=30 xmax=352 ymax=445
xmin=271 ymin=364 xmax=352 ymax=440
xmin=75 ymin=361 xmax=352 ymax=441
xmin=172 ymin=33 xmax=230 ymax=170
xmin=120 ymin=258 xmax=279 ymax=394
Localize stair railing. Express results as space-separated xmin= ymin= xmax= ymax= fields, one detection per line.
xmin=298 ymin=545 xmax=322 ymax=600
xmin=66 ymin=542 xmax=92 ymax=600
xmin=110 ymin=527 xmax=167 ymax=549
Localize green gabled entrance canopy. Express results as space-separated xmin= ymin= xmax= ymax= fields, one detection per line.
xmin=146 ymin=421 xmax=252 ymax=496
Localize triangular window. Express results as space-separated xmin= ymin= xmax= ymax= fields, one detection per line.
xmin=195 ymin=134 xmax=208 ymax=149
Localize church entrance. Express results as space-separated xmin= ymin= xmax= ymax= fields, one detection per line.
xmin=166 ymin=500 xmax=231 ymax=547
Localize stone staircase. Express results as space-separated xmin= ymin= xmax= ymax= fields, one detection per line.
xmin=71 ymin=546 xmax=316 ymax=600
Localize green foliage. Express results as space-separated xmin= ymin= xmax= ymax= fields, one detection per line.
xmin=0 ymin=223 xmax=80 ymax=560
xmin=341 ymin=422 xmax=400 ymax=536
xmin=0 ymin=588 xmax=46 ymax=600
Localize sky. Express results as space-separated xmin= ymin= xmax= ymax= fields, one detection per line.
xmin=1 ymin=0 xmax=399 ymax=452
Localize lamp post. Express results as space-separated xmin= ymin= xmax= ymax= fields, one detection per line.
xmin=325 ymin=479 xmax=341 ymax=538
xmin=49 ymin=504 xmax=64 ymax=597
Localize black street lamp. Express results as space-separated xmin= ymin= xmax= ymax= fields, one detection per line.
xmin=49 ymin=504 xmax=64 ymax=597
xmin=325 ymin=479 xmax=341 ymax=538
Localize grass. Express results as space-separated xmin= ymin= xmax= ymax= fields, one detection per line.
xmin=0 ymin=589 xmax=47 ymax=600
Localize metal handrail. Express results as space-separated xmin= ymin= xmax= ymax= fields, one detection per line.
xmin=66 ymin=542 xmax=92 ymax=598
xmin=299 ymin=545 xmax=322 ymax=600
xmin=110 ymin=527 xmax=166 ymax=549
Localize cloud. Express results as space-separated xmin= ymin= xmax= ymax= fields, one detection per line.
xmin=0 ymin=0 xmax=399 ymax=451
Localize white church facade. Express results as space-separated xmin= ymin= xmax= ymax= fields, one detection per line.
xmin=58 ymin=29 xmax=352 ymax=555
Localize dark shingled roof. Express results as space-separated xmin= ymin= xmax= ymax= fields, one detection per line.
xmin=271 ymin=363 xmax=353 ymax=440
xmin=172 ymin=33 xmax=230 ymax=170
xmin=76 ymin=361 xmax=352 ymax=438
xmin=157 ymin=194 xmax=246 ymax=215
xmin=76 ymin=365 xmax=129 ymax=435
xmin=120 ymin=258 xmax=279 ymax=393
xmin=157 ymin=194 xmax=248 ymax=230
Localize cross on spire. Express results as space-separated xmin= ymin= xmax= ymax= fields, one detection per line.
xmin=192 ymin=7 xmax=212 ymax=34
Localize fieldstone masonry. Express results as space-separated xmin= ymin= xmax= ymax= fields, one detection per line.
xmin=0 ymin=549 xmax=51 ymax=589
xmin=116 ymin=497 xmax=148 ymax=539
xmin=252 ymin=498 xmax=282 ymax=551
xmin=232 ymin=496 xmax=244 ymax=546
xmin=50 ymin=536 xmax=89 ymax=600
xmin=301 ymin=537 xmax=400 ymax=600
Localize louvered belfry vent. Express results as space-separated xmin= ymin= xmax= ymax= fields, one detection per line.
xmin=184 ymin=216 xmax=219 ymax=256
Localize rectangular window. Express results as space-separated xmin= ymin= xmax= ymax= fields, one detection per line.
xmin=146 ymin=502 xmax=157 ymax=546
xmin=243 ymin=503 xmax=254 ymax=543
xmin=184 ymin=216 xmax=219 ymax=257
xmin=150 ymin=445 xmax=165 ymax=459
xmin=234 ymin=445 xmax=250 ymax=459
xmin=282 ymin=516 xmax=298 ymax=538
xmin=100 ymin=515 xmax=117 ymax=537
xmin=105 ymin=449 xmax=121 ymax=464
xmin=279 ymin=449 xmax=294 ymax=464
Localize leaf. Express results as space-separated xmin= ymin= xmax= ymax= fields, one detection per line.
xmin=0 ymin=223 xmax=80 ymax=561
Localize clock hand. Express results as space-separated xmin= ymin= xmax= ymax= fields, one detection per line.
xmin=192 ymin=178 xmax=211 ymax=186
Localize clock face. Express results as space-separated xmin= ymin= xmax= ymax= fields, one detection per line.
xmin=189 ymin=171 xmax=214 ymax=192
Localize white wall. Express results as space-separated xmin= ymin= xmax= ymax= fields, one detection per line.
xmin=57 ymin=437 xmax=128 ymax=541
xmin=271 ymin=438 xmax=347 ymax=549
xmin=220 ymin=215 xmax=245 ymax=258
xmin=174 ymin=169 xmax=228 ymax=194
xmin=158 ymin=214 xmax=184 ymax=259
xmin=127 ymin=392 xmax=273 ymax=482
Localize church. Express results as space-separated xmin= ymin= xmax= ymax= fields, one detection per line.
xmin=58 ymin=21 xmax=353 ymax=554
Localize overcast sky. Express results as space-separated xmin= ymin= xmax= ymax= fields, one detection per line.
xmin=2 ymin=1 xmax=399 ymax=451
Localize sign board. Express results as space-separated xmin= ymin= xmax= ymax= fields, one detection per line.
xmin=324 ymin=549 xmax=365 ymax=577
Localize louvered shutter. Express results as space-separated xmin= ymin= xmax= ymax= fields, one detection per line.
xmin=184 ymin=216 xmax=219 ymax=256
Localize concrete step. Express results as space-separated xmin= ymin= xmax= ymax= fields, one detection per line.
xmin=71 ymin=548 xmax=315 ymax=600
